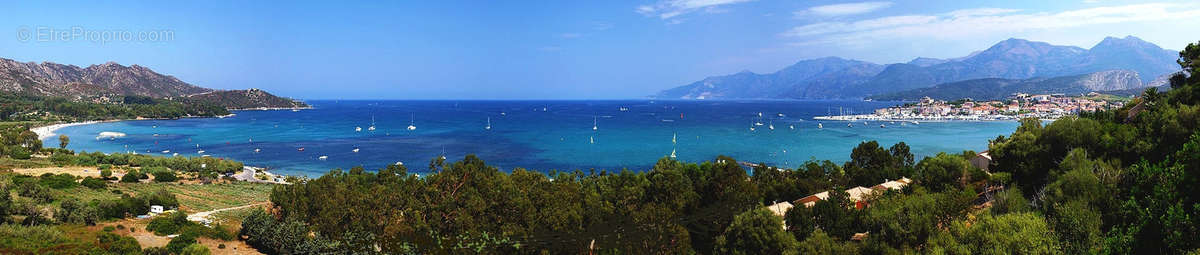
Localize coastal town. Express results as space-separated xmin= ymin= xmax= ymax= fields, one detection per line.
xmin=816 ymin=93 xmax=1128 ymax=122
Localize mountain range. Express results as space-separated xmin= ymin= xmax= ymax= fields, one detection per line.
xmin=655 ymin=36 xmax=1180 ymax=100
xmin=0 ymin=57 xmax=304 ymax=108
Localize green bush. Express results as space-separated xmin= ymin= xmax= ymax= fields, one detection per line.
xmin=49 ymin=152 xmax=75 ymax=166
xmin=100 ymin=169 xmax=113 ymax=180
xmin=103 ymin=226 xmax=115 ymax=232
xmin=181 ymin=243 xmax=211 ymax=255
xmin=97 ymin=232 xmax=141 ymax=254
xmin=146 ymin=189 xmax=179 ymax=209
xmin=81 ymin=177 xmax=106 ymax=189
xmin=152 ymin=171 xmax=178 ymax=182
xmin=16 ymin=182 xmax=53 ymax=203
xmin=38 ymin=173 xmax=77 ymax=189
xmin=56 ymin=198 xmax=99 ymax=225
xmin=119 ymin=170 xmax=140 ymax=183
xmin=7 ymin=146 xmax=31 ymax=160
xmin=165 ymin=232 xmax=198 ymax=254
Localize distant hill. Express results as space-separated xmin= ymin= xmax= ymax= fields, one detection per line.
xmin=185 ymin=89 xmax=308 ymax=109
xmin=654 ymin=36 xmax=1180 ymax=99
xmin=0 ymin=57 xmax=304 ymax=109
xmin=868 ymin=70 xmax=1147 ymax=101
xmin=653 ymin=57 xmax=882 ymax=99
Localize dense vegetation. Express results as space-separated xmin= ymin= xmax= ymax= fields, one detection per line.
xmin=246 ymin=41 xmax=1200 ymax=254
xmin=0 ymin=93 xmax=229 ymax=122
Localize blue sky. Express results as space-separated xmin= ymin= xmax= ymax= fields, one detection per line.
xmin=1 ymin=0 xmax=1198 ymax=99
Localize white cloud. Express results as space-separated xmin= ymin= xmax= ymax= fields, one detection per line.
xmin=781 ymin=3 xmax=1200 ymax=43
xmin=803 ymin=1 xmax=893 ymax=16
xmin=636 ymin=0 xmax=754 ymax=20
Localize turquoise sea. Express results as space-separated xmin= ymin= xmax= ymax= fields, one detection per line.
xmin=47 ymin=100 xmax=1019 ymax=177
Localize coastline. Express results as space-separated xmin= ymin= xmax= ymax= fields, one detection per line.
xmin=32 ymin=120 xmax=116 ymax=140
xmin=31 ymin=113 xmax=238 ymax=141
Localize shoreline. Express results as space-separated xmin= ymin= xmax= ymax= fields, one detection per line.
xmin=31 ymin=113 xmax=245 ymax=141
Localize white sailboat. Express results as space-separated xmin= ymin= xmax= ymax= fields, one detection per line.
xmin=485 ymin=117 xmax=491 ymax=130
xmin=318 ymin=155 xmax=328 ymax=160
xmin=352 ymin=148 xmax=360 ymax=153
xmin=768 ymin=121 xmax=775 ymax=130
xmin=197 ymin=150 xmax=205 ymax=154
xmin=590 ymin=136 xmax=595 ymax=144
xmin=368 ymin=115 xmax=376 ymax=131
xmin=670 ymin=133 xmax=677 ymax=158
xmin=407 ymin=114 xmax=417 ymax=131
xmin=818 ymin=123 xmax=823 ymax=129
xmin=254 ymin=148 xmax=261 ymax=153
xmin=355 ymin=126 xmax=362 ymax=132
xmin=592 ymin=117 xmax=598 ymax=131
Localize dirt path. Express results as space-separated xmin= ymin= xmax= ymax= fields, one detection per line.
xmin=187 ymin=202 xmax=269 ymax=223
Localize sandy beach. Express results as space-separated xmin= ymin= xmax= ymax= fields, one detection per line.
xmin=31 ymin=121 xmax=113 ymax=140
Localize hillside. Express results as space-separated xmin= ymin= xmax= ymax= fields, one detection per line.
xmin=0 ymin=57 xmax=303 ymax=109
xmin=185 ymin=89 xmax=308 ymax=109
xmin=869 ymin=70 xmax=1147 ymax=101
xmin=655 ymin=36 xmax=1180 ymax=99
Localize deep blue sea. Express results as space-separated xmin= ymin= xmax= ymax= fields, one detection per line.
xmin=47 ymin=100 xmax=1019 ymax=177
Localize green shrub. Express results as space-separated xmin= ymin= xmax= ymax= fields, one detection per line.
xmin=146 ymin=189 xmax=179 ymax=208
xmin=39 ymin=173 xmax=77 ymax=189
xmin=56 ymin=198 xmax=99 ymax=225
xmin=181 ymin=243 xmax=211 ymax=255
xmin=81 ymin=177 xmax=106 ymax=189
xmin=119 ymin=170 xmax=140 ymax=183
xmin=218 ymin=243 xmax=226 ymax=249
xmin=147 ymin=212 xmax=189 ymax=236
xmin=100 ymin=169 xmax=113 ymax=180
xmin=103 ymin=226 xmax=116 ymax=232
xmin=49 ymin=152 xmax=75 ymax=166
xmin=152 ymin=171 xmax=178 ymax=182
xmin=16 ymin=182 xmax=53 ymax=203
xmin=97 ymin=232 xmax=141 ymax=254
xmin=165 ymin=232 xmax=198 ymax=254
xmin=7 ymin=146 xmax=31 ymax=160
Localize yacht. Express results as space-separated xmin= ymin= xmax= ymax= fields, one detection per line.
xmin=355 ymin=126 xmax=362 ymax=132
xmin=352 ymin=148 xmax=360 ymax=153
xmin=407 ymin=114 xmax=417 ymax=131
xmin=368 ymin=116 xmax=376 ymax=131
xmin=485 ymin=117 xmax=491 ymax=130
xmin=818 ymin=123 xmax=823 ymax=129
xmin=254 ymin=148 xmax=261 ymax=153
xmin=198 ymin=150 xmax=205 ymax=154
xmin=593 ymin=117 xmax=598 ymax=131
xmin=318 ymin=155 xmax=328 ymax=160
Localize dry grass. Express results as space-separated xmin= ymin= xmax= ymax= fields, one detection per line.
xmin=11 ymin=166 xmax=102 ymax=178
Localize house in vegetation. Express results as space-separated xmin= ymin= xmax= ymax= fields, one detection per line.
xmin=970 ymin=151 xmax=992 ymax=172
xmin=845 ymin=187 xmax=876 ymax=209
xmin=150 ymin=205 xmax=164 ymax=214
xmin=766 ymin=201 xmax=794 ymax=217
xmin=793 ymin=177 xmax=913 ymax=208
xmin=872 ymin=179 xmax=909 ymax=191
xmin=796 ymin=191 xmax=830 ymax=207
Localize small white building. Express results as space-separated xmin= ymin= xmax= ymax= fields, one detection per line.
xmin=150 ymin=205 xmax=164 ymax=214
